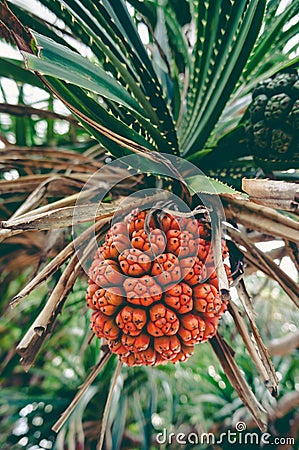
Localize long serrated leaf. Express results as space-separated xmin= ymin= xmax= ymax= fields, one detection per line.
xmin=163 ymin=5 xmax=191 ymax=74
xmin=21 ymin=28 xmax=173 ymax=153
xmin=101 ymin=0 xmax=157 ymax=78
xmin=7 ymin=0 xmax=71 ymax=48
xmin=180 ymin=0 xmax=231 ymax=141
xmin=50 ymin=0 xmax=178 ymax=153
xmin=242 ymin=1 xmax=299 ymax=80
xmin=24 ymin=32 xmax=144 ymax=115
xmin=46 ymin=78 xmax=159 ymax=153
xmin=50 ymin=0 xmax=162 ymax=124
xmin=187 ymin=175 xmax=239 ymax=195
xmin=0 ymin=57 xmax=45 ymax=88
xmin=49 ymin=77 xmax=177 ymax=159
xmin=190 ymin=0 xmax=264 ymax=147
xmin=189 ymin=0 xmax=224 ymax=115
xmin=182 ymin=0 xmax=266 ymax=155
xmin=100 ymin=0 xmax=179 ymax=153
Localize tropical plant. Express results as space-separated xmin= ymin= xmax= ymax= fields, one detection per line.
xmin=0 ymin=0 xmax=298 ymax=449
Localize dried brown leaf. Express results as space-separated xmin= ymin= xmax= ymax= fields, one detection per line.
xmin=1 ymin=191 xmax=169 ymax=233
xmin=10 ymin=219 xmax=109 ymax=307
xmin=1 ymin=204 xmax=99 ymax=232
xmin=229 ymin=228 xmax=299 ymax=308
xmin=242 ymin=178 xmax=299 ymax=213
xmin=285 ymin=240 xmax=299 ymax=273
xmin=0 ymin=2 xmax=32 ymax=52
xmin=222 ymin=194 xmax=299 ymax=243
xmin=0 ymin=103 xmax=78 ymax=123
xmin=14 ymin=187 xmax=99 ymax=221
xmin=209 ymin=197 xmax=229 ymax=292
xmin=0 ymin=174 xmax=84 ymax=195
xmin=233 ymin=281 xmax=278 ymax=396
xmin=16 ymin=254 xmax=82 ymax=370
xmin=211 ymin=333 xmax=268 ymax=432
xmin=16 ymin=220 xmax=103 ymax=369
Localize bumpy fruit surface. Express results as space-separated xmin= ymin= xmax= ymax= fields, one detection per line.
xmin=86 ymin=209 xmax=231 ymax=366
xmin=247 ymin=70 xmax=299 ymax=161
xmin=204 ymin=70 xmax=299 ymax=189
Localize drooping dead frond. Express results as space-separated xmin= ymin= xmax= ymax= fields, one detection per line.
xmin=211 ymin=332 xmax=268 ymax=432
xmin=242 ymin=178 xmax=299 ymax=213
xmin=9 ymin=220 xmax=109 ymax=308
xmin=222 ymin=194 xmax=299 ymax=243
xmin=228 ymin=227 xmax=299 ymax=309
xmin=234 ymin=280 xmax=278 ymax=395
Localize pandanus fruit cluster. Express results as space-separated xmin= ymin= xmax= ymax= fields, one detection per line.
xmin=86 ymin=208 xmax=231 ymax=366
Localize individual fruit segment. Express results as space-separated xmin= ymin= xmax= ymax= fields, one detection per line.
xmin=91 ymin=311 xmax=119 ymax=340
xmin=185 ymin=218 xmax=202 ymax=236
xmin=166 ymin=229 xmax=198 ymax=258
xmin=89 ymin=258 xmax=123 ymax=287
xmin=193 ymin=284 xmax=222 ymax=318
xmin=179 ymin=314 xmax=206 ymax=345
xmin=127 ymin=210 xmax=147 ymax=234
xmin=197 ymin=238 xmax=211 ymax=262
xmin=147 ymin=304 xmax=180 ymax=336
xmin=158 ymin=212 xmax=182 ymax=232
xmin=154 ymin=335 xmax=181 ymax=360
xmin=181 ymin=256 xmax=207 ymax=285
xmin=207 ymin=264 xmax=232 ymax=289
xmin=164 ymin=282 xmax=193 ymax=313
xmin=202 ymin=317 xmax=219 ymax=342
xmin=119 ymin=248 xmax=152 ymax=276
xmin=123 ymin=276 xmax=162 ymax=306
xmin=127 ymin=210 xmax=155 ymax=235
xmin=195 ymin=220 xmax=211 ymax=239
xmin=131 ymin=228 xmax=166 ymax=255
xmin=151 ymin=253 xmax=181 ymax=285
xmin=115 ymin=305 xmax=147 ymax=336
xmin=120 ymin=352 xmax=144 ymax=366
xmin=159 ymin=214 xmax=210 ymax=237
xmin=120 ymin=347 xmax=165 ymax=367
xmin=101 ymin=235 xmax=130 ymax=260
xmin=205 ymin=240 xmax=229 ymax=265
xmin=86 ymin=284 xmax=124 ymax=315
xmin=86 ymin=281 xmax=100 ymax=310
xmin=107 ymin=338 xmax=130 ymax=356
xmin=171 ymin=343 xmax=195 ymax=363
xmin=121 ymin=333 xmax=151 ymax=352
xmin=86 ymin=208 xmax=230 ymax=366
xmin=93 ymin=287 xmax=123 ymax=315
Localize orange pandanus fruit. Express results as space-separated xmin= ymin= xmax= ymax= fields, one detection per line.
xmin=86 ymin=209 xmax=231 ymax=366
